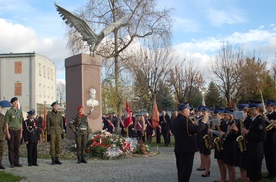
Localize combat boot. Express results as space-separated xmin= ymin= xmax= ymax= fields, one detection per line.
xmin=51 ymin=157 xmax=55 ymax=165
xmin=77 ymin=155 xmax=81 ymax=164
xmin=0 ymin=160 xmax=5 ymax=169
xmin=55 ymin=157 xmax=62 ymax=165
xmin=81 ymin=155 xmax=87 ymax=163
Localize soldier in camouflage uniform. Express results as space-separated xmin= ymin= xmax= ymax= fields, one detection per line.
xmin=69 ymin=106 xmax=88 ymax=163
xmin=0 ymin=104 xmax=6 ymax=169
xmin=47 ymin=102 xmax=63 ymax=165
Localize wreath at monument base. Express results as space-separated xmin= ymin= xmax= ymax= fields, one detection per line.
xmin=86 ymin=130 xmax=150 ymax=159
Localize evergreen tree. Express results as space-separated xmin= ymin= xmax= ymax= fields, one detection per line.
xmin=205 ymin=81 xmax=225 ymax=108
xmin=156 ymin=81 xmax=174 ymax=111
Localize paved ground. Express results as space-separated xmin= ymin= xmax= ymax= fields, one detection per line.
xmin=1 ymin=147 xmax=267 ymax=182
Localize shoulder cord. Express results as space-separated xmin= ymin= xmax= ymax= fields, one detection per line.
xmin=186 ymin=117 xmax=192 ymax=136
xmin=24 ymin=120 xmax=34 ymax=132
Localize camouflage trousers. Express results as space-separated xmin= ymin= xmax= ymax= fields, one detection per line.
xmin=50 ymin=134 xmax=62 ymax=157
xmin=75 ymin=134 xmax=87 ymax=156
xmin=0 ymin=140 xmax=3 ymax=160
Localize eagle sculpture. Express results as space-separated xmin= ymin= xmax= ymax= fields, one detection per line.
xmin=55 ymin=3 xmax=128 ymax=56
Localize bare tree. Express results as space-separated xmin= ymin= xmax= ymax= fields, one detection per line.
xmin=209 ymin=42 xmax=244 ymax=105
xmin=65 ymin=0 xmax=172 ymax=116
xmin=124 ymin=39 xmax=176 ymax=112
xmin=56 ymin=81 xmax=66 ymax=105
xmin=169 ymin=60 xmax=204 ymax=104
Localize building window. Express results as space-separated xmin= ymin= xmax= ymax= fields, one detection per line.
xmin=51 ymin=86 xmax=54 ymax=99
xmin=47 ymin=68 xmax=50 ymax=79
xmin=39 ymin=63 xmax=41 ymax=76
xmin=14 ymin=62 xmax=22 ymax=74
xmin=39 ymin=84 xmax=42 ymax=97
xmin=43 ymin=85 xmax=46 ymax=98
xmin=51 ymin=69 xmax=53 ymax=80
xmin=43 ymin=66 xmax=46 ymax=78
xmin=15 ymin=82 xmax=22 ymax=96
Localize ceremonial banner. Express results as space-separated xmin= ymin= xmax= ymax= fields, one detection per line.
xmin=124 ymin=100 xmax=132 ymax=128
xmin=152 ymin=96 xmax=160 ymax=128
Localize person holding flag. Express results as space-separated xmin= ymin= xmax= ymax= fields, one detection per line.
xmin=134 ymin=115 xmax=145 ymax=142
xmin=124 ymin=101 xmax=133 ymax=137
xmin=144 ymin=113 xmax=153 ymax=143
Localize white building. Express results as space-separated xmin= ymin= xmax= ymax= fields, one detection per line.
xmin=0 ymin=52 xmax=56 ymax=115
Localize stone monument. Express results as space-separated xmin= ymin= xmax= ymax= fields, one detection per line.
xmin=55 ymin=3 xmax=128 ymax=138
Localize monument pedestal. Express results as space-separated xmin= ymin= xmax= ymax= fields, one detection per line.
xmin=65 ymin=54 xmax=102 ymax=139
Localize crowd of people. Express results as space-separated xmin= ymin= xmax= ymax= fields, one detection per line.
xmin=1 ymin=96 xmax=276 ymax=182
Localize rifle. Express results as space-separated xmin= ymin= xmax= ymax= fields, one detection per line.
xmin=75 ymin=108 xmax=94 ymax=136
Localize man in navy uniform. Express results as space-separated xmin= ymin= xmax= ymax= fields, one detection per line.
xmin=172 ymin=102 xmax=208 ymax=182
xmin=23 ymin=109 xmax=40 ymax=166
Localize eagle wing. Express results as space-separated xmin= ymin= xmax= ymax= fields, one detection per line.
xmin=55 ymin=3 xmax=97 ymax=41
xmin=102 ymin=15 xmax=129 ymax=37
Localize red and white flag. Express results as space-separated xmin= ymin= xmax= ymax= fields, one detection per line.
xmin=124 ymin=100 xmax=132 ymax=129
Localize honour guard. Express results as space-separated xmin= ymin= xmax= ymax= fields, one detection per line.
xmin=69 ymin=106 xmax=89 ymax=163
xmin=23 ymin=109 xmax=40 ymax=166
xmin=5 ymin=97 xmax=23 ymax=168
xmin=47 ymin=101 xmax=63 ymax=165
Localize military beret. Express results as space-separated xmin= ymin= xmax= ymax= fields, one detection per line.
xmin=201 ymin=106 xmax=211 ymax=112
xmin=51 ymin=101 xmax=58 ymax=107
xmin=77 ymin=105 xmax=83 ymax=111
xmin=238 ymin=104 xmax=249 ymax=110
xmin=265 ymin=100 xmax=275 ymax=106
xmin=27 ymin=109 xmax=35 ymax=116
xmin=223 ymin=109 xmax=234 ymax=115
xmin=178 ymin=102 xmax=190 ymax=111
xmin=214 ymin=109 xmax=223 ymax=114
xmin=10 ymin=97 xmax=18 ymax=103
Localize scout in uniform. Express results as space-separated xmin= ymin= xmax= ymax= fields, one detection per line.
xmin=47 ymin=101 xmax=63 ymax=165
xmin=69 ymin=106 xmax=88 ymax=163
xmin=23 ymin=109 xmax=40 ymax=166
xmin=5 ymin=97 xmax=23 ymax=168
xmin=0 ymin=103 xmax=6 ymax=169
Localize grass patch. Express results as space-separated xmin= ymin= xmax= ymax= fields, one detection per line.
xmin=0 ymin=171 xmax=22 ymax=182
xmin=144 ymin=136 xmax=175 ymax=148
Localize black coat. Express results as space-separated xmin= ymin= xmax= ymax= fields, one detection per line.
xmin=160 ymin=114 xmax=171 ymax=132
xmin=23 ymin=119 xmax=40 ymax=143
xmin=172 ymin=114 xmax=207 ymax=153
xmin=247 ymin=114 xmax=266 ymax=159
xmin=266 ymin=111 xmax=276 ymax=141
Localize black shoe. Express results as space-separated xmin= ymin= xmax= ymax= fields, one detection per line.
xmin=14 ymin=163 xmax=22 ymax=167
xmin=201 ymin=171 xmax=210 ymax=177
xmin=196 ymin=168 xmax=205 ymax=171
xmin=51 ymin=157 xmax=55 ymax=165
xmin=10 ymin=164 xmax=15 ymax=168
xmin=0 ymin=164 xmax=5 ymax=169
xmin=28 ymin=164 xmax=32 ymax=167
xmin=33 ymin=164 xmax=39 ymax=166
xmin=55 ymin=157 xmax=62 ymax=165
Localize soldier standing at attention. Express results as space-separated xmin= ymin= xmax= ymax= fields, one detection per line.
xmin=23 ymin=109 xmax=40 ymax=166
xmin=5 ymin=97 xmax=23 ymax=168
xmin=47 ymin=102 xmax=63 ymax=165
xmin=69 ymin=105 xmax=88 ymax=163
xmin=0 ymin=103 xmax=6 ymax=169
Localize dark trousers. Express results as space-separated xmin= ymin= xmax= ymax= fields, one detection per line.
xmin=175 ymin=152 xmax=195 ymax=182
xmin=27 ymin=143 xmax=38 ymax=165
xmin=7 ymin=129 xmax=21 ymax=165
xmin=136 ymin=131 xmax=142 ymax=142
xmin=162 ymin=130 xmax=170 ymax=146
xmin=146 ymin=133 xmax=153 ymax=143
xmin=156 ymin=129 xmax=161 ymax=144
xmin=264 ymin=140 xmax=276 ymax=176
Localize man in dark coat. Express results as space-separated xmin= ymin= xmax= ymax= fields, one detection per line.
xmin=172 ymin=102 xmax=208 ymax=182
xmin=160 ymin=111 xmax=171 ymax=146
xmin=23 ymin=109 xmax=40 ymax=166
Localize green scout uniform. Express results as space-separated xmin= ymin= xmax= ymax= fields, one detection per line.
xmin=0 ymin=113 xmax=6 ymax=168
xmin=69 ymin=114 xmax=88 ymax=163
xmin=46 ymin=110 xmax=63 ymax=159
xmin=5 ymin=107 xmax=23 ymax=166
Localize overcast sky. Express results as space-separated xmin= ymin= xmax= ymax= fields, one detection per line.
xmin=0 ymin=0 xmax=276 ymax=82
